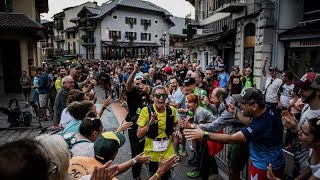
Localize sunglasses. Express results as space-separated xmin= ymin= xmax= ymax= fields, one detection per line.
xmin=48 ymin=160 xmax=58 ymax=175
xmin=154 ymin=93 xmax=168 ymax=99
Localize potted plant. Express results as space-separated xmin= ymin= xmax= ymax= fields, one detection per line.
xmin=129 ymin=18 xmax=134 ymax=29
xmin=143 ymin=20 xmax=150 ymax=31
xmin=112 ymin=33 xmax=119 ymax=44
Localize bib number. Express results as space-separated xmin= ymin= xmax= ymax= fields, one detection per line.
xmin=152 ymin=139 xmax=169 ymax=152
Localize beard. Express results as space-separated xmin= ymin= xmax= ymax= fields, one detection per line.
xmin=302 ymin=90 xmax=316 ymax=104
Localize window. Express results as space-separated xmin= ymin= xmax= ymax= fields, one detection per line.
xmin=113 ymin=15 xmax=118 ymax=20
xmin=125 ymin=32 xmax=137 ymax=40
xmin=0 ymin=0 xmax=12 ymax=12
xmin=155 ymin=20 xmax=158 ymax=24
xmin=109 ymin=30 xmax=121 ymax=40
xmin=67 ymin=33 xmax=70 ymax=39
xmin=73 ymin=42 xmax=76 ymax=54
xmin=141 ymin=33 xmax=151 ymax=41
xmin=73 ymin=32 xmax=76 ymax=38
xmin=141 ymin=19 xmax=151 ymax=26
xmin=125 ymin=17 xmax=137 ymax=24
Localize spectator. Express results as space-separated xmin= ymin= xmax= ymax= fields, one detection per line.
xmin=38 ymin=67 xmax=49 ymax=121
xmin=227 ymin=66 xmax=242 ymax=95
xmin=20 ymin=70 xmax=32 ymax=107
xmin=277 ymin=71 xmax=294 ymax=111
xmin=55 ymin=68 xmax=67 ymax=92
xmin=241 ymin=67 xmax=256 ymax=90
xmin=218 ymin=64 xmax=229 ymax=88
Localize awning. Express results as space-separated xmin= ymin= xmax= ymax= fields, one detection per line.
xmin=279 ymin=24 xmax=320 ymax=41
xmin=102 ymin=41 xmax=161 ymax=48
xmin=188 ymin=29 xmax=236 ymax=45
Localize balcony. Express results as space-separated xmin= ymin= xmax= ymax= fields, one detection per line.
xmin=216 ymin=0 xmax=246 ymax=13
xmin=78 ymin=21 xmax=97 ymax=31
xmin=80 ymin=37 xmax=96 ymax=47
xmin=54 ymin=35 xmax=65 ymax=42
xmin=53 ymin=22 xmax=63 ymax=29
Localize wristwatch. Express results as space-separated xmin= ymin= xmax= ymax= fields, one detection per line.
xmin=132 ymin=158 xmax=137 ymax=165
xmin=203 ymin=131 xmax=209 ymax=138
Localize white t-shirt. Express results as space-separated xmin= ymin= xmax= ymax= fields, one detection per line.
xmin=60 ymin=108 xmax=73 ymax=127
xmin=307 ymin=149 xmax=320 ymax=178
xmin=264 ymin=76 xmax=282 ymax=103
xmin=299 ymin=105 xmax=320 ymax=128
xmin=279 ymin=83 xmax=294 ymax=108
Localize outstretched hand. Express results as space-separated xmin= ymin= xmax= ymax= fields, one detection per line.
xmin=183 ymin=126 xmax=204 ymax=140
xmin=281 ymin=110 xmax=298 ymax=131
xmin=90 ymin=160 xmax=118 ymax=180
xmin=156 ymin=154 xmax=180 ymax=177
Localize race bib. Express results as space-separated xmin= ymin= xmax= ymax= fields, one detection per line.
xmin=152 ymin=139 xmax=169 ymax=152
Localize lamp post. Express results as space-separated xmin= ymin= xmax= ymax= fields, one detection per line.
xmin=160 ymin=31 xmax=167 ymax=57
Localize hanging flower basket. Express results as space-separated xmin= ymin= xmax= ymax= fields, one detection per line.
xmin=144 ymin=20 xmax=150 ymax=31
xmin=112 ymin=33 xmax=119 ymax=44
xmin=129 ymin=19 xmax=134 ymax=29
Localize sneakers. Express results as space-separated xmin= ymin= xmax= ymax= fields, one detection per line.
xmin=187 ymin=169 xmax=201 ymax=178
xmin=178 ymin=149 xmax=188 ymax=157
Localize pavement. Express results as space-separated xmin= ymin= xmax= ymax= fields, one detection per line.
xmin=0 ymin=86 xmax=226 ymax=180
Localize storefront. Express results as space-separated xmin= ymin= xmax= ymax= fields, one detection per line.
xmin=280 ymin=24 xmax=320 ymax=78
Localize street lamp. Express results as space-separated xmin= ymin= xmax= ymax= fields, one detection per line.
xmin=160 ymin=31 xmax=167 ymax=57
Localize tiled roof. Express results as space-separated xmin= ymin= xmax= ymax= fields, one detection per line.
xmin=170 ymin=16 xmax=187 ymax=36
xmin=92 ymin=0 xmax=172 ymax=19
xmin=0 ymin=13 xmax=44 ymax=30
xmin=86 ymin=7 xmax=101 ymax=15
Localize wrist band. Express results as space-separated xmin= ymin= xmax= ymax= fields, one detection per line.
xmin=154 ymin=173 xmax=161 ymax=179
xmin=102 ymin=106 xmax=106 ymax=110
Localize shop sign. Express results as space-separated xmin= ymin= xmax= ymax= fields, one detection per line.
xmin=290 ymin=39 xmax=320 ymax=48
xmin=244 ymin=36 xmax=255 ymax=48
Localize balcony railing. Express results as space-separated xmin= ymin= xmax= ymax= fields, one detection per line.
xmin=80 ymin=38 xmax=96 ymax=46
xmin=54 ymin=35 xmax=64 ymax=42
xmin=53 ymin=22 xmax=63 ymax=29
xmin=215 ymin=0 xmax=246 ymax=12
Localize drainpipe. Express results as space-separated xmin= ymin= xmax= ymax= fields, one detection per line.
xmin=273 ymin=0 xmax=281 ymax=67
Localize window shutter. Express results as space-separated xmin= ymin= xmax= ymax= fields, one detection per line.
xmin=149 ymin=20 xmax=151 ymax=26
xmin=134 ymin=18 xmax=137 ymax=24
xmin=141 ymin=19 xmax=143 ymax=25
xmin=125 ymin=32 xmax=128 ymax=39
xmin=134 ymin=32 xmax=137 ymax=40
xmin=118 ymin=31 xmax=121 ymax=39
xmin=141 ymin=33 xmax=143 ymax=41
xmin=125 ymin=17 xmax=128 ymax=24
xmin=149 ymin=33 xmax=151 ymax=41
xmin=109 ymin=30 xmax=112 ymax=39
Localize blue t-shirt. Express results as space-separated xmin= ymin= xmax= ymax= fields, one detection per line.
xmin=241 ymin=107 xmax=284 ymax=170
xmin=38 ymin=73 xmax=49 ymax=94
xmin=61 ymin=119 xmax=81 ymax=136
xmin=219 ymin=72 xmax=229 ymax=88
xmin=172 ymin=88 xmax=186 ymax=119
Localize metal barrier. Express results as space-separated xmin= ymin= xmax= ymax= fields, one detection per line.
xmin=215 ymin=126 xmax=249 ymax=179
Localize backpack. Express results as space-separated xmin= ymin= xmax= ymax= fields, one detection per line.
xmin=145 ymin=105 xmax=174 ymax=139
xmin=63 ymin=133 xmax=91 ymax=149
xmin=7 ymin=99 xmax=32 ymax=127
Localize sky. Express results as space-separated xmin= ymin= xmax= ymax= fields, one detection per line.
xmin=41 ymin=0 xmax=194 ymax=20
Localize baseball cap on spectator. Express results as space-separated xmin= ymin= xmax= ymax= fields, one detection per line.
xmin=183 ymin=77 xmax=196 ymax=86
xmin=233 ymin=88 xmax=265 ymax=104
xmin=294 ymin=72 xmax=320 ymax=89
xmin=70 ymin=62 xmax=81 ymax=69
xmin=218 ymin=64 xmax=225 ymax=68
xmin=134 ymin=75 xmax=144 ymax=82
xmin=163 ymin=66 xmax=172 ymax=74
xmin=187 ymin=70 xmax=193 ymax=76
xmin=94 ymin=132 xmax=126 ymax=163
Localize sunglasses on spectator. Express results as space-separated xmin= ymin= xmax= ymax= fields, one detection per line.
xmin=154 ymin=93 xmax=168 ymax=99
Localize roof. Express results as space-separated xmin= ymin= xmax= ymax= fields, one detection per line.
xmin=0 ymin=13 xmax=44 ymax=30
xmin=92 ymin=0 xmax=172 ymax=19
xmin=64 ymin=26 xmax=78 ymax=32
xmin=170 ymin=16 xmax=187 ymax=36
xmin=102 ymin=41 xmax=161 ymax=47
xmin=279 ymin=23 xmax=320 ymax=41
xmin=78 ymin=6 xmax=102 ymax=17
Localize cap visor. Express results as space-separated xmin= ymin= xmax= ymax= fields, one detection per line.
xmin=232 ymin=94 xmax=247 ymax=103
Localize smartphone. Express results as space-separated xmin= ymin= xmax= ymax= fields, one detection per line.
xmin=89 ymin=71 xmax=93 ymax=78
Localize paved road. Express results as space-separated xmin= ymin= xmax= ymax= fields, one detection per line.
xmin=0 ymin=86 xmax=225 ymax=180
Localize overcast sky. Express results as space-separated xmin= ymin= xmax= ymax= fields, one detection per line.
xmin=41 ymin=0 xmax=194 ymax=20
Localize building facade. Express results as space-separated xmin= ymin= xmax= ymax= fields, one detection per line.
xmin=169 ymin=16 xmax=188 ymax=58
xmin=0 ymin=0 xmax=48 ymax=96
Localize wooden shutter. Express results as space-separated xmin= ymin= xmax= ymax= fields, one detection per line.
xmin=141 ymin=33 xmax=143 ymax=41
xmin=149 ymin=20 xmax=151 ymax=26
xmin=134 ymin=32 xmax=137 ymax=40
xmin=109 ymin=30 xmax=112 ymax=39
xmin=118 ymin=31 xmax=121 ymax=39
xmin=149 ymin=33 xmax=151 ymax=41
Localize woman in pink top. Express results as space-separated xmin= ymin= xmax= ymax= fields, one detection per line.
xmin=288 ymin=87 xmax=304 ymax=120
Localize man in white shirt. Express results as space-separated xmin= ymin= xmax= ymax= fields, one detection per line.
xmin=262 ymin=57 xmax=283 ymax=110
xmin=277 ymin=71 xmax=295 ymax=111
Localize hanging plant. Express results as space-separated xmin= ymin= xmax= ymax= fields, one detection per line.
xmin=143 ymin=20 xmax=150 ymax=31
xmin=129 ymin=36 xmax=134 ymax=44
xmin=112 ymin=33 xmax=119 ymax=43
xmin=129 ymin=18 xmax=134 ymax=29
